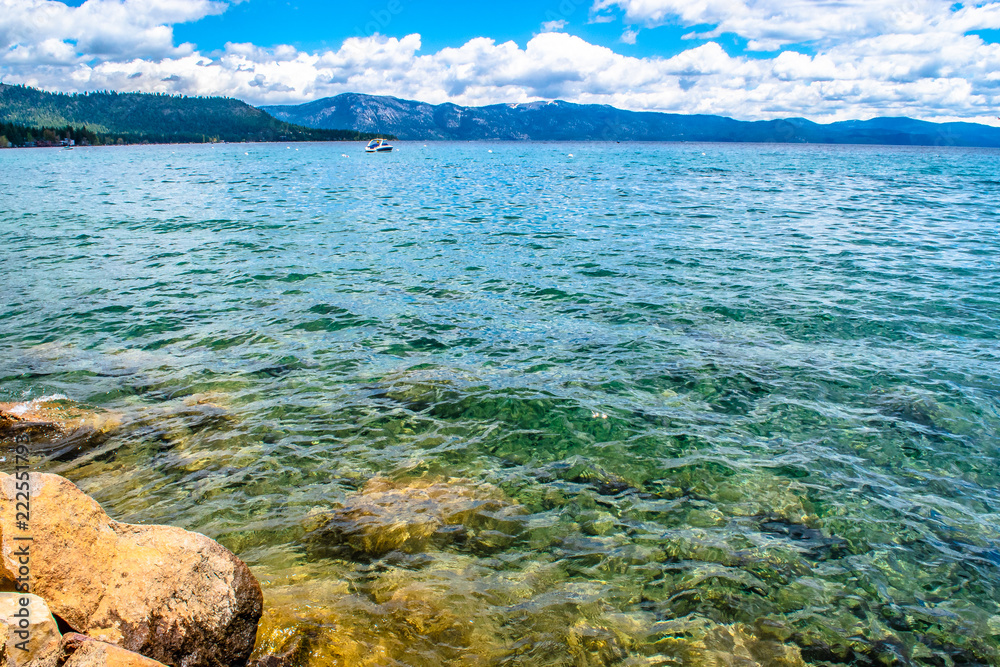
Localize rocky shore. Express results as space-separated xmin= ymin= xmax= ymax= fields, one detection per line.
xmin=0 ymin=470 xmax=263 ymax=667
xmin=0 ymin=396 xmax=265 ymax=667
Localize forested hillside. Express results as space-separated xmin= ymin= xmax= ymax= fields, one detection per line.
xmin=0 ymin=84 xmax=387 ymax=145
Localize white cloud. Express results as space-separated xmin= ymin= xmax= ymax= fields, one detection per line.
xmin=1 ymin=0 xmax=999 ymax=124
xmin=0 ymin=0 xmax=225 ymax=59
xmin=541 ymin=19 xmax=568 ymax=32
xmin=592 ymin=0 xmax=1000 ymax=49
xmin=621 ymin=28 xmax=638 ymax=44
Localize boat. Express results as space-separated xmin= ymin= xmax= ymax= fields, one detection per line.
xmin=365 ymin=138 xmax=393 ymax=153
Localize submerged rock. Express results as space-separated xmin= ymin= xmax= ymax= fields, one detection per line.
xmin=124 ymin=396 xmax=236 ymax=452
xmin=371 ymin=367 xmax=466 ymax=410
xmin=549 ymin=457 xmax=643 ymax=496
xmin=250 ymin=564 xmax=499 ymax=667
xmin=0 ymin=473 xmax=262 ymax=667
xmin=673 ymin=466 xmax=817 ymax=528
xmin=1 ymin=593 xmax=62 ymax=667
xmin=566 ymin=619 xmax=631 ymax=667
xmin=652 ymin=617 xmax=805 ymax=667
xmin=871 ymin=386 xmax=967 ymax=434
xmin=0 ymin=399 xmax=120 ymax=458
xmin=304 ymin=475 xmax=526 ymax=558
xmin=251 ymin=555 xmax=648 ymax=667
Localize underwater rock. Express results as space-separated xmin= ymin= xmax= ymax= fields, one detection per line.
xmin=1 ymin=593 xmax=62 ymax=667
xmin=251 ymin=555 xmax=648 ymax=667
xmin=550 ymin=457 xmax=642 ymax=496
xmin=304 ymin=475 xmax=525 ymax=558
xmin=247 ymin=633 xmax=307 ymax=667
xmin=652 ymin=617 xmax=805 ymax=667
xmin=566 ymin=619 xmax=631 ymax=666
xmin=0 ymin=473 xmax=262 ymax=667
xmin=870 ymin=386 xmax=965 ymax=434
xmin=60 ymin=634 xmax=169 ymax=667
xmin=125 ymin=397 xmax=236 ymax=450
xmin=251 ymin=562 xmax=502 ymax=667
xmin=756 ymin=518 xmax=846 ymax=561
xmin=580 ymin=511 xmax=617 ymax=536
xmin=675 ymin=466 xmax=817 ymax=528
xmin=367 ymin=366 xmax=475 ymax=412
xmin=0 ymin=399 xmax=121 ymax=458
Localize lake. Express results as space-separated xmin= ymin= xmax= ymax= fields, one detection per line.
xmin=2 ymin=141 xmax=999 ymax=666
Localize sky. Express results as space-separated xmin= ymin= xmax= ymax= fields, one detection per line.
xmin=1 ymin=0 xmax=1000 ymax=123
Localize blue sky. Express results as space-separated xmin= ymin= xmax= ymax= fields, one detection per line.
xmin=2 ymin=0 xmax=1000 ymax=123
xmin=165 ymin=0 xmax=718 ymax=60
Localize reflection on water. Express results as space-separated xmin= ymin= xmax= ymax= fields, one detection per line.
xmin=1 ymin=142 xmax=999 ymax=665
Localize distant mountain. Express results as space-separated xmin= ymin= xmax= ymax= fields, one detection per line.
xmin=0 ymin=84 xmax=386 ymax=144
xmin=264 ymin=93 xmax=1000 ymax=147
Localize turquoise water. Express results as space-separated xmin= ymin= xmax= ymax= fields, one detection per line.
xmin=2 ymin=142 xmax=1000 ymax=665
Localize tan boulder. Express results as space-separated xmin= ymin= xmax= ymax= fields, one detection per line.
xmin=1 ymin=593 xmax=61 ymax=667
xmin=0 ymin=399 xmax=120 ymax=457
xmin=0 ymin=473 xmax=262 ymax=667
xmin=303 ymin=475 xmax=525 ymax=558
xmin=60 ymin=634 xmax=168 ymax=667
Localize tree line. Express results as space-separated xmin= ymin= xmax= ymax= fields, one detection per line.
xmin=0 ymin=120 xmax=391 ymax=148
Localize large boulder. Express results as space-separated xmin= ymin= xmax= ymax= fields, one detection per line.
xmin=1 ymin=593 xmax=62 ymax=667
xmin=0 ymin=399 xmax=120 ymax=458
xmin=0 ymin=473 xmax=262 ymax=667
xmin=60 ymin=634 xmax=168 ymax=667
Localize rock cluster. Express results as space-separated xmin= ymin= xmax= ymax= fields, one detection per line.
xmin=0 ymin=472 xmax=262 ymax=667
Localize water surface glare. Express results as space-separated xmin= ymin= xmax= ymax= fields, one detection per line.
xmin=2 ymin=142 xmax=1000 ymax=666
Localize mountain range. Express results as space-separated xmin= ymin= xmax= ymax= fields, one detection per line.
xmin=264 ymin=93 xmax=1000 ymax=147
xmin=3 ymin=83 xmax=998 ymax=148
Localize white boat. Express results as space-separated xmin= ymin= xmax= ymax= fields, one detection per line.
xmin=365 ymin=138 xmax=393 ymax=153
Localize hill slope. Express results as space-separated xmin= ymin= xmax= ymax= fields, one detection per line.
xmin=0 ymin=84 xmax=384 ymax=143
xmin=264 ymin=93 xmax=1000 ymax=147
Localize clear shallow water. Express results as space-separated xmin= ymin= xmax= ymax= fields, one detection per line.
xmin=2 ymin=142 xmax=1000 ymax=665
